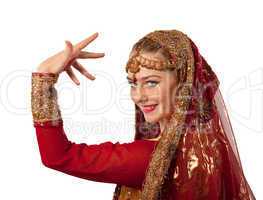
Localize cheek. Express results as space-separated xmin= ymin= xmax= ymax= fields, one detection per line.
xmin=159 ymin=86 xmax=176 ymax=113
xmin=147 ymin=87 xmax=160 ymax=100
xmin=130 ymin=89 xmax=136 ymax=102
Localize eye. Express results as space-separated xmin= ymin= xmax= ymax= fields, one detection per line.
xmin=146 ymin=80 xmax=159 ymax=87
xmin=128 ymin=81 xmax=137 ymax=88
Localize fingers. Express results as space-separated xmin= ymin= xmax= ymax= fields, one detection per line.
xmin=61 ymin=40 xmax=74 ymax=67
xmin=65 ymin=40 xmax=73 ymax=54
xmin=74 ymin=32 xmax=99 ymax=52
xmin=72 ymin=60 xmax=96 ymax=80
xmin=63 ymin=33 xmax=100 ymax=84
xmin=78 ymin=51 xmax=105 ymax=59
xmin=66 ymin=66 xmax=80 ymax=85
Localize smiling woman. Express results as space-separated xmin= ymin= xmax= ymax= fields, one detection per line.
xmin=31 ymin=30 xmax=255 ymax=200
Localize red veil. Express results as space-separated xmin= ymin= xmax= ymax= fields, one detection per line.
xmin=131 ymin=35 xmax=256 ymax=199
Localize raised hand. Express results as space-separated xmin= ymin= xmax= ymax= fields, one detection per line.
xmin=37 ymin=32 xmax=105 ymax=85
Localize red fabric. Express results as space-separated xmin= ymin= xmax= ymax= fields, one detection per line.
xmin=127 ymin=38 xmax=256 ymax=199
xmin=34 ymin=120 xmax=157 ymax=188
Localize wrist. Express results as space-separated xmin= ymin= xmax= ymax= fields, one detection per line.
xmin=32 ymin=72 xmax=58 ymax=78
xmin=37 ymin=65 xmax=58 ymax=74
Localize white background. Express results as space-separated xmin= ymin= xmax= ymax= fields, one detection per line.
xmin=0 ymin=0 xmax=262 ymax=199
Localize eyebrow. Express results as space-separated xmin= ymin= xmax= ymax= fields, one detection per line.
xmin=126 ymin=75 xmax=161 ymax=82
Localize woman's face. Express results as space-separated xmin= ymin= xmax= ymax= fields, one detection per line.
xmin=127 ymin=51 xmax=178 ymax=123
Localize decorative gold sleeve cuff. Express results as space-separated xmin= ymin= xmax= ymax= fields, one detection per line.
xmin=31 ymin=72 xmax=62 ymax=125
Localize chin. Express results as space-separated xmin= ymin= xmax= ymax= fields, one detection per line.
xmin=144 ymin=110 xmax=173 ymax=124
xmin=143 ymin=114 xmax=162 ymax=124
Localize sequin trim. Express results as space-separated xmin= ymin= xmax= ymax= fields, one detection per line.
xmin=117 ymin=185 xmax=142 ymax=200
xmin=31 ymin=72 xmax=62 ymax=125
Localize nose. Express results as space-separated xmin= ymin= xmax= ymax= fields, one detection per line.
xmin=133 ymin=86 xmax=148 ymax=104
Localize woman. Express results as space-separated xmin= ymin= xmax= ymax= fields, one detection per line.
xmin=31 ymin=30 xmax=256 ymax=199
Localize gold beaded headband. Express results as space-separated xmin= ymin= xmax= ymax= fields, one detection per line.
xmin=125 ymin=30 xmax=190 ymax=74
xmin=126 ymin=54 xmax=176 ymax=73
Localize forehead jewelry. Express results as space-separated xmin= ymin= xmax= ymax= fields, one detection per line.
xmin=125 ymin=31 xmax=181 ymax=74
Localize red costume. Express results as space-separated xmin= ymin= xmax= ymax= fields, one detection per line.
xmin=34 ymin=117 xmax=157 ymax=188
xmin=31 ymin=30 xmax=256 ymax=199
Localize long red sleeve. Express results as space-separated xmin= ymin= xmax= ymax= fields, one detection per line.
xmin=34 ymin=121 xmax=157 ymax=188
xmin=31 ymin=72 xmax=158 ymax=188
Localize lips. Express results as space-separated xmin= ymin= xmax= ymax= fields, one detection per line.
xmin=141 ymin=104 xmax=158 ymax=113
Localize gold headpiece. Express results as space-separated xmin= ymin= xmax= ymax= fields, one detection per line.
xmin=125 ymin=30 xmax=193 ymax=74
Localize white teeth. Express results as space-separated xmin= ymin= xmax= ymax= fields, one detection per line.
xmin=143 ymin=104 xmax=157 ymax=110
xmin=144 ymin=104 xmax=157 ymax=107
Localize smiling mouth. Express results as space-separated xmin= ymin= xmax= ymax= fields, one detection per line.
xmin=141 ymin=104 xmax=158 ymax=113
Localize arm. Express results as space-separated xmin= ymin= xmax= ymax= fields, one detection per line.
xmin=31 ymin=72 xmax=157 ymax=188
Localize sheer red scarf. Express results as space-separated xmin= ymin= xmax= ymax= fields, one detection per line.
xmin=132 ymin=38 xmax=256 ymax=199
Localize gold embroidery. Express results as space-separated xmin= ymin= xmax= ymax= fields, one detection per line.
xmin=118 ymin=185 xmax=142 ymax=200
xmin=126 ymin=30 xmax=193 ymax=76
xmin=171 ymin=130 xmax=223 ymax=199
xmin=31 ymin=73 xmax=61 ymax=124
xmin=187 ymin=148 xmax=199 ymax=179
xmin=126 ymin=53 xmax=175 ymax=73
xmin=173 ymin=166 xmax=179 ymax=179
xmin=145 ymin=135 xmax=162 ymax=141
